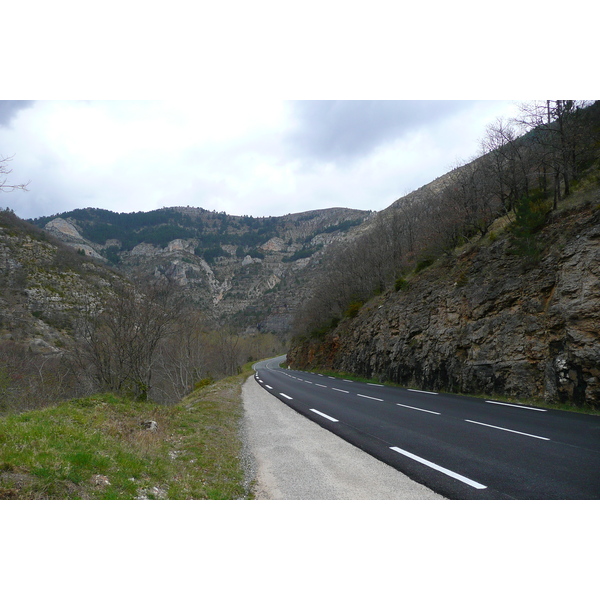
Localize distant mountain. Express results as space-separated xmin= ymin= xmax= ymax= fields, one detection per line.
xmin=29 ymin=205 xmax=372 ymax=336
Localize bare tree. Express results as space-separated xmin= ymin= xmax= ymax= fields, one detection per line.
xmin=0 ymin=155 xmax=29 ymax=194
xmin=0 ymin=341 xmax=83 ymax=414
xmin=152 ymin=309 xmax=209 ymax=402
xmin=75 ymin=277 xmax=185 ymax=400
xmin=514 ymin=100 xmax=593 ymax=208
xmin=480 ymin=117 xmax=531 ymax=214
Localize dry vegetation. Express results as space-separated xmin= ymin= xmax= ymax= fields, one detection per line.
xmin=294 ymin=101 xmax=600 ymax=338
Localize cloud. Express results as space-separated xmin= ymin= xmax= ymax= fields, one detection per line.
xmin=286 ymin=100 xmax=480 ymax=164
xmin=0 ymin=101 xmax=35 ymax=128
xmin=1 ymin=100 xmax=521 ymax=221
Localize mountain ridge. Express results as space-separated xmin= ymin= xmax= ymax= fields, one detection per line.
xmin=26 ymin=204 xmax=372 ymax=336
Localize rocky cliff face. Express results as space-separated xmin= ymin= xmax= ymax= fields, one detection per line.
xmin=288 ymin=196 xmax=600 ymax=409
xmin=35 ymin=206 xmax=371 ymax=336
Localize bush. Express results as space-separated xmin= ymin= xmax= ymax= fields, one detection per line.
xmin=514 ymin=192 xmax=550 ymax=236
xmin=508 ymin=192 xmax=551 ymax=259
xmin=282 ymin=245 xmax=322 ymax=262
xmin=194 ymin=377 xmax=215 ymax=390
xmin=394 ymin=277 xmax=408 ymax=291
xmin=415 ymin=257 xmax=435 ymax=273
xmin=201 ymin=246 xmax=228 ymax=263
xmin=344 ymin=300 xmax=364 ymax=319
xmin=310 ymin=317 xmax=340 ymax=338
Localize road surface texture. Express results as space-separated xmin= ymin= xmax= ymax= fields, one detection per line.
xmin=242 ymin=375 xmax=443 ymax=500
xmin=250 ymin=357 xmax=600 ymax=499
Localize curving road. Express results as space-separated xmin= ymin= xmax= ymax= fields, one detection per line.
xmin=253 ymin=356 xmax=600 ymax=499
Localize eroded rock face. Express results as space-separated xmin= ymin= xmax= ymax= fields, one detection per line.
xmin=288 ymin=204 xmax=600 ymax=409
xmin=44 ymin=218 xmax=104 ymax=259
xmin=261 ymin=237 xmax=286 ymax=252
xmin=45 ymin=218 xmax=84 ymax=241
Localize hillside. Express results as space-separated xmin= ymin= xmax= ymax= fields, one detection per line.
xmin=288 ymin=101 xmax=600 ymax=411
xmin=288 ymin=183 xmax=600 ymax=410
xmin=4 ymin=99 xmax=599 ymax=413
xmin=0 ymin=209 xmax=125 ymax=354
xmin=30 ymin=205 xmax=372 ymax=334
xmin=1 ymin=204 xmax=371 ymax=411
xmin=0 ymin=366 xmax=253 ymax=499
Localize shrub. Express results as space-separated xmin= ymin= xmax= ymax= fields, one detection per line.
xmin=344 ymin=300 xmax=364 ymax=319
xmin=508 ymin=192 xmax=551 ymax=259
xmin=310 ymin=317 xmax=340 ymax=339
xmin=194 ymin=377 xmax=215 ymax=390
xmin=394 ymin=277 xmax=408 ymax=291
xmin=415 ymin=257 xmax=435 ymax=273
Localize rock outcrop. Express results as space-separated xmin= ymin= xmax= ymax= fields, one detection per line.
xmin=35 ymin=206 xmax=371 ymax=336
xmin=44 ymin=218 xmax=103 ymax=260
xmin=0 ymin=211 xmax=125 ymax=351
xmin=288 ymin=200 xmax=600 ymax=409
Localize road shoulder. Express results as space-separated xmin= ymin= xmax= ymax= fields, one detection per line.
xmin=242 ymin=376 xmax=444 ymax=500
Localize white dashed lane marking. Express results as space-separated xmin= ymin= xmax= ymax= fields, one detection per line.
xmin=310 ymin=409 xmax=339 ymax=422
xmin=465 ymin=420 xmax=550 ymax=441
xmin=390 ymin=446 xmax=487 ymax=490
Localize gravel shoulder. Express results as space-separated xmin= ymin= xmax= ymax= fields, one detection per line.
xmin=242 ymin=375 xmax=444 ymax=500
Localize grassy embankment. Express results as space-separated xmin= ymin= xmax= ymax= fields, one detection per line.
xmin=0 ymin=364 xmax=256 ymax=500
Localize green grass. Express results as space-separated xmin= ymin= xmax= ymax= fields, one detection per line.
xmin=0 ymin=364 xmax=255 ymax=500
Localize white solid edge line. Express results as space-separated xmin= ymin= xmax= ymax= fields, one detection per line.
xmin=390 ymin=446 xmax=487 ymax=490
xmin=357 ymin=394 xmax=384 ymax=402
xmin=407 ymin=389 xmax=439 ymax=395
xmin=485 ymin=400 xmax=547 ymax=412
xmin=280 ymin=393 xmax=293 ymax=400
xmin=396 ymin=403 xmax=441 ymax=415
xmin=310 ymin=409 xmax=339 ymax=422
xmin=465 ymin=420 xmax=550 ymax=440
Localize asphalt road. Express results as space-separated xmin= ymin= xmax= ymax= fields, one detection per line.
xmin=254 ymin=356 xmax=600 ymax=499
xmin=242 ymin=373 xmax=442 ymax=499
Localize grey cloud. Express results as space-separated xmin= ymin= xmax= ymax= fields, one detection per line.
xmin=0 ymin=101 xmax=35 ymax=127
xmin=287 ymin=100 xmax=479 ymax=163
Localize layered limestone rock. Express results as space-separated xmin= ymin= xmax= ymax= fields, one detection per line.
xmin=44 ymin=218 xmax=83 ymax=241
xmin=288 ymin=202 xmax=600 ymax=409
xmin=44 ymin=218 xmax=103 ymax=260
xmin=261 ymin=237 xmax=286 ymax=252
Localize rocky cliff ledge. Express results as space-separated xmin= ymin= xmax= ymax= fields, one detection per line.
xmin=288 ymin=198 xmax=600 ymax=409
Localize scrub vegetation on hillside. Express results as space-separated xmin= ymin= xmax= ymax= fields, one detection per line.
xmin=293 ymin=101 xmax=600 ymax=338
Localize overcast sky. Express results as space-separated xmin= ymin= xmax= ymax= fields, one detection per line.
xmin=1 ymin=3 xmax=593 ymax=224
xmin=1 ymin=99 xmax=524 ymax=220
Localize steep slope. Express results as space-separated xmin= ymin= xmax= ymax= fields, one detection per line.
xmin=31 ymin=206 xmax=371 ymax=335
xmin=0 ymin=210 xmax=125 ymax=353
xmin=288 ymin=188 xmax=600 ymax=410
